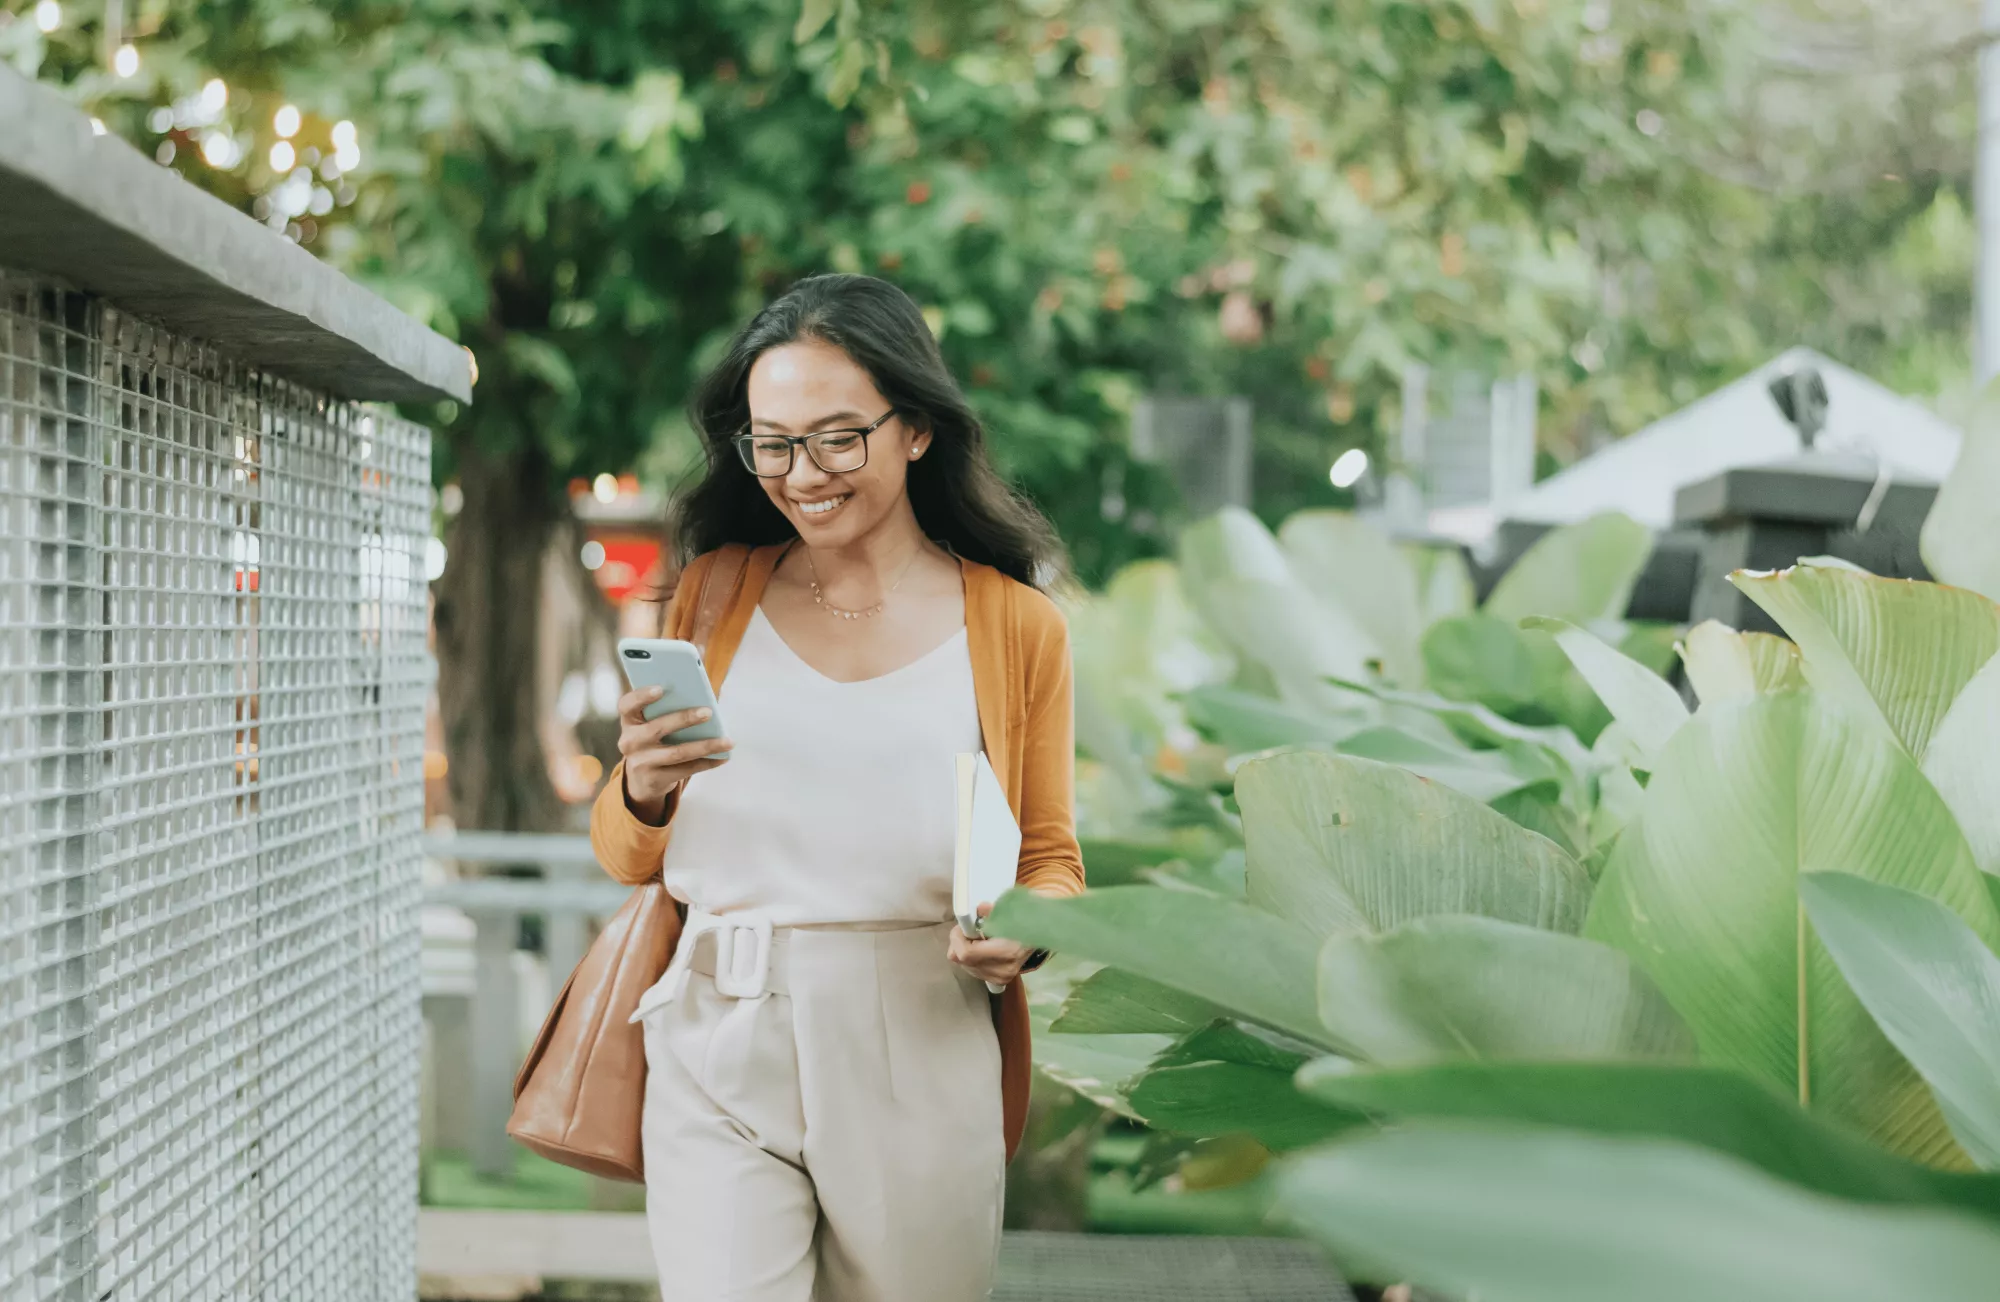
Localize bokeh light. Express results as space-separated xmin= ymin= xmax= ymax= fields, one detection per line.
xmin=1329 ymin=448 xmax=1370 ymax=489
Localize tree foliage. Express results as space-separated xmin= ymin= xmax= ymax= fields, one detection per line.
xmin=13 ymin=0 xmax=1979 ymax=573
xmin=13 ymin=0 xmax=1977 ymax=833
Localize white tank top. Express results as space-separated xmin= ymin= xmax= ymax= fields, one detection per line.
xmin=660 ymin=606 xmax=984 ymax=925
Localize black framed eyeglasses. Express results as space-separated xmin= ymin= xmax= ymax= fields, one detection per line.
xmin=732 ymin=410 xmax=897 ymax=477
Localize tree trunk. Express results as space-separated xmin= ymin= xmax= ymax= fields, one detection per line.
xmin=433 ymin=435 xmax=566 ymax=832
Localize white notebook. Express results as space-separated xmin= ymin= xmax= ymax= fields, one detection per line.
xmin=953 ymin=752 xmax=1021 ymax=941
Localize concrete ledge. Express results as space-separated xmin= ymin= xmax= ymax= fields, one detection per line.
xmin=415 ymin=1212 xmax=1358 ymax=1300
xmin=1673 ymin=452 xmax=1938 ymax=528
xmin=0 ymin=65 xmax=470 ymax=403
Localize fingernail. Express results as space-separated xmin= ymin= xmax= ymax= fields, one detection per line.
xmin=695 ymin=708 xmax=712 ymax=721
xmin=647 ymin=686 xmax=664 ymax=697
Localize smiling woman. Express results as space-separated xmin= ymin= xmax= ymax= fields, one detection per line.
xmin=674 ymin=274 xmax=1064 ymax=586
xmin=587 ymin=274 xmax=1085 ymax=1302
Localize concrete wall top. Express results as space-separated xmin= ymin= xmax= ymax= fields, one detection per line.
xmin=0 ymin=65 xmax=471 ymax=404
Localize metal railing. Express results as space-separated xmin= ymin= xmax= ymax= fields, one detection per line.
xmin=418 ymin=832 xmax=624 ymax=1180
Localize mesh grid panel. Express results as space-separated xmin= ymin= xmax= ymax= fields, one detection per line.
xmin=0 ymin=271 xmax=431 ymax=1302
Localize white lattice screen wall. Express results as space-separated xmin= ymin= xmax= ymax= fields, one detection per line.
xmin=0 ymin=272 xmax=431 ymax=1302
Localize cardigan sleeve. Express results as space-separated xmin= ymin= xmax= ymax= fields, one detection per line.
xmin=587 ymin=552 xmax=711 ymax=887
xmin=589 ymin=763 xmax=678 ymax=886
xmin=1013 ymin=597 xmax=1087 ymax=899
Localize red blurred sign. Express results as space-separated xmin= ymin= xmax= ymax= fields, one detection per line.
xmin=590 ymin=532 xmax=662 ymax=605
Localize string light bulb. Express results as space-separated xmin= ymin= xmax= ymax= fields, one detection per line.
xmin=113 ymin=44 xmax=140 ymax=78
xmin=33 ymin=1 xmax=60 ymax=34
xmin=269 ymin=141 xmax=295 ymax=172
xmin=200 ymin=130 xmax=237 ymax=169
xmin=331 ymin=119 xmax=361 ymax=172
xmin=274 ymin=105 xmax=301 ymax=139
xmin=1329 ymin=448 xmax=1370 ymax=489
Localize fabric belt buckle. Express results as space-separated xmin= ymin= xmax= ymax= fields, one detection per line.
xmin=711 ymin=917 xmax=774 ymax=999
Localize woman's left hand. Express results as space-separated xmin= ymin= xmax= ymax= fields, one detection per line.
xmin=949 ymin=902 xmax=1033 ymax=987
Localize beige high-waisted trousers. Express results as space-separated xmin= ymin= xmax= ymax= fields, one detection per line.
xmin=635 ymin=914 xmax=1005 ymax=1301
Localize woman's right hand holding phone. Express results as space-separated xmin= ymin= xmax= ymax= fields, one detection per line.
xmin=616 ymin=687 xmax=733 ymax=825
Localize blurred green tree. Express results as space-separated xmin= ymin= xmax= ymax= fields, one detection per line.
xmin=11 ymin=0 xmax=1976 ymax=832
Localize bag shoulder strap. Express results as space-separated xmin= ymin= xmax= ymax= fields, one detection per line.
xmin=682 ymin=544 xmax=752 ymax=653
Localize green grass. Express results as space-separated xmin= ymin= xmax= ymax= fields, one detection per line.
xmin=1085 ymin=1170 xmax=1278 ymax=1237
xmin=421 ymin=1150 xmax=643 ymax=1212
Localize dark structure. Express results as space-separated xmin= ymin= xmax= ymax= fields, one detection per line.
xmin=1480 ymin=358 xmax=1943 ymax=631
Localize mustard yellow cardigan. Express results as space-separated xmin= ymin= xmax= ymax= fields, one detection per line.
xmin=590 ymin=542 xmax=1087 ymax=1160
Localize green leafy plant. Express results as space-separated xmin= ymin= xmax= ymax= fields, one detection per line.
xmin=1017 ymin=540 xmax=2000 ymax=1293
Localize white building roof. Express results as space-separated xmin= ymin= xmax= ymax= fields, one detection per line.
xmin=1506 ymin=348 xmax=1963 ymax=529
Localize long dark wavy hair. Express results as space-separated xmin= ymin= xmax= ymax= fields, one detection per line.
xmin=671 ymin=274 xmax=1067 ymax=590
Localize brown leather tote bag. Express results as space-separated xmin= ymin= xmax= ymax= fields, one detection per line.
xmin=504 ymin=546 xmax=749 ymax=1182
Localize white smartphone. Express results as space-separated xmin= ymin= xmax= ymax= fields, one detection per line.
xmin=615 ymin=638 xmax=726 ymax=750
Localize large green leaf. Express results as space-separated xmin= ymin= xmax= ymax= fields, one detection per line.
xmin=1180 ymin=506 xmax=1296 ymax=593
xmin=988 ymin=886 xmax=1333 ymax=1047
xmin=1421 ymin=614 xmax=1542 ymax=716
xmin=1584 ymin=754 xmax=1646 ymax=867
xmin=1618 ymin=622 xmax=1684 ymax=678
xmin=1279 ymin=510 xmax=1426 ymax=686
xmin=1733 ymin=565 xmax=2000 ymax=759
xmin=1276 ymin=1127 xmax=2000 ymax=1302
xmin=1237 ymin=751 xmax=1591 ymax=940
xmin=1490 ymin=781 xmax=1590 ymax=862
xmin=1154 ymin=1020 xmax=1320 ymax=1074
xmin=1077 ymin=838 xmax=1189 ymax=889
xmin=1029 ymin=1027 xmax=1170 ymax=1119
xmin=1921 ymin=381 xmax=2000 ymax=604
xmin=1922 ymin=652 xmax=2000 ymax=880
xmin=1483 ymin=512 xmax=1653 ymax=625
xmin=1052 ymin=968 xmax=1230 ymax=1036
xmin=1422 ymin=615 xmax=1617 ymax=742
xmin=1585 ymin=691 xmax=2000 ymax=1164
xmin=1317 ymin=916 xmax=1694 ymax=1063
xmin=1727 ymin=566 xmax=2000 ymax=886
xmin=1179 ymin=509 xmax=1381 ymax=706
xmin=1203 ymin=579 xmax=1381 ymax=708
xmin=1679 ymin=619 xmax=1804 ymax=706
xmin=1068 ymin=560 xmax=1236 ymax=828
xmin=1333 ymin=678 xmax=1599 ymax=775
xmin=1402 ymin=542 xmax=1476 ymax=627
xmin=1182 ymin=684 xmax=1357 ymax=753
xmin=1334 ymin=725 xmax=1539 ymax=804
xmin=1524 ymin=617 xmax=1687 ymax=766
xmin=1296 ymin=1059 xmax=2000 ymax=1220
xmin=1128 ymin=1062 xmax=1369 ymax=1151
xmin=1023 ymin=962 xmax=1171 ymax=1117
xmin=1520 ymin=628 xmax=1620 ymax=743
xmin=1801 ymin=873 xmax=2000 ymax=1170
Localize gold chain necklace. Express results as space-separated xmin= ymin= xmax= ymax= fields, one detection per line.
xmin=806 ymin=546 xmax=921 ymax=620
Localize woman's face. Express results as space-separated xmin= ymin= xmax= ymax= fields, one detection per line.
xmin=744 ymin=339 xmax=928 ymax=548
